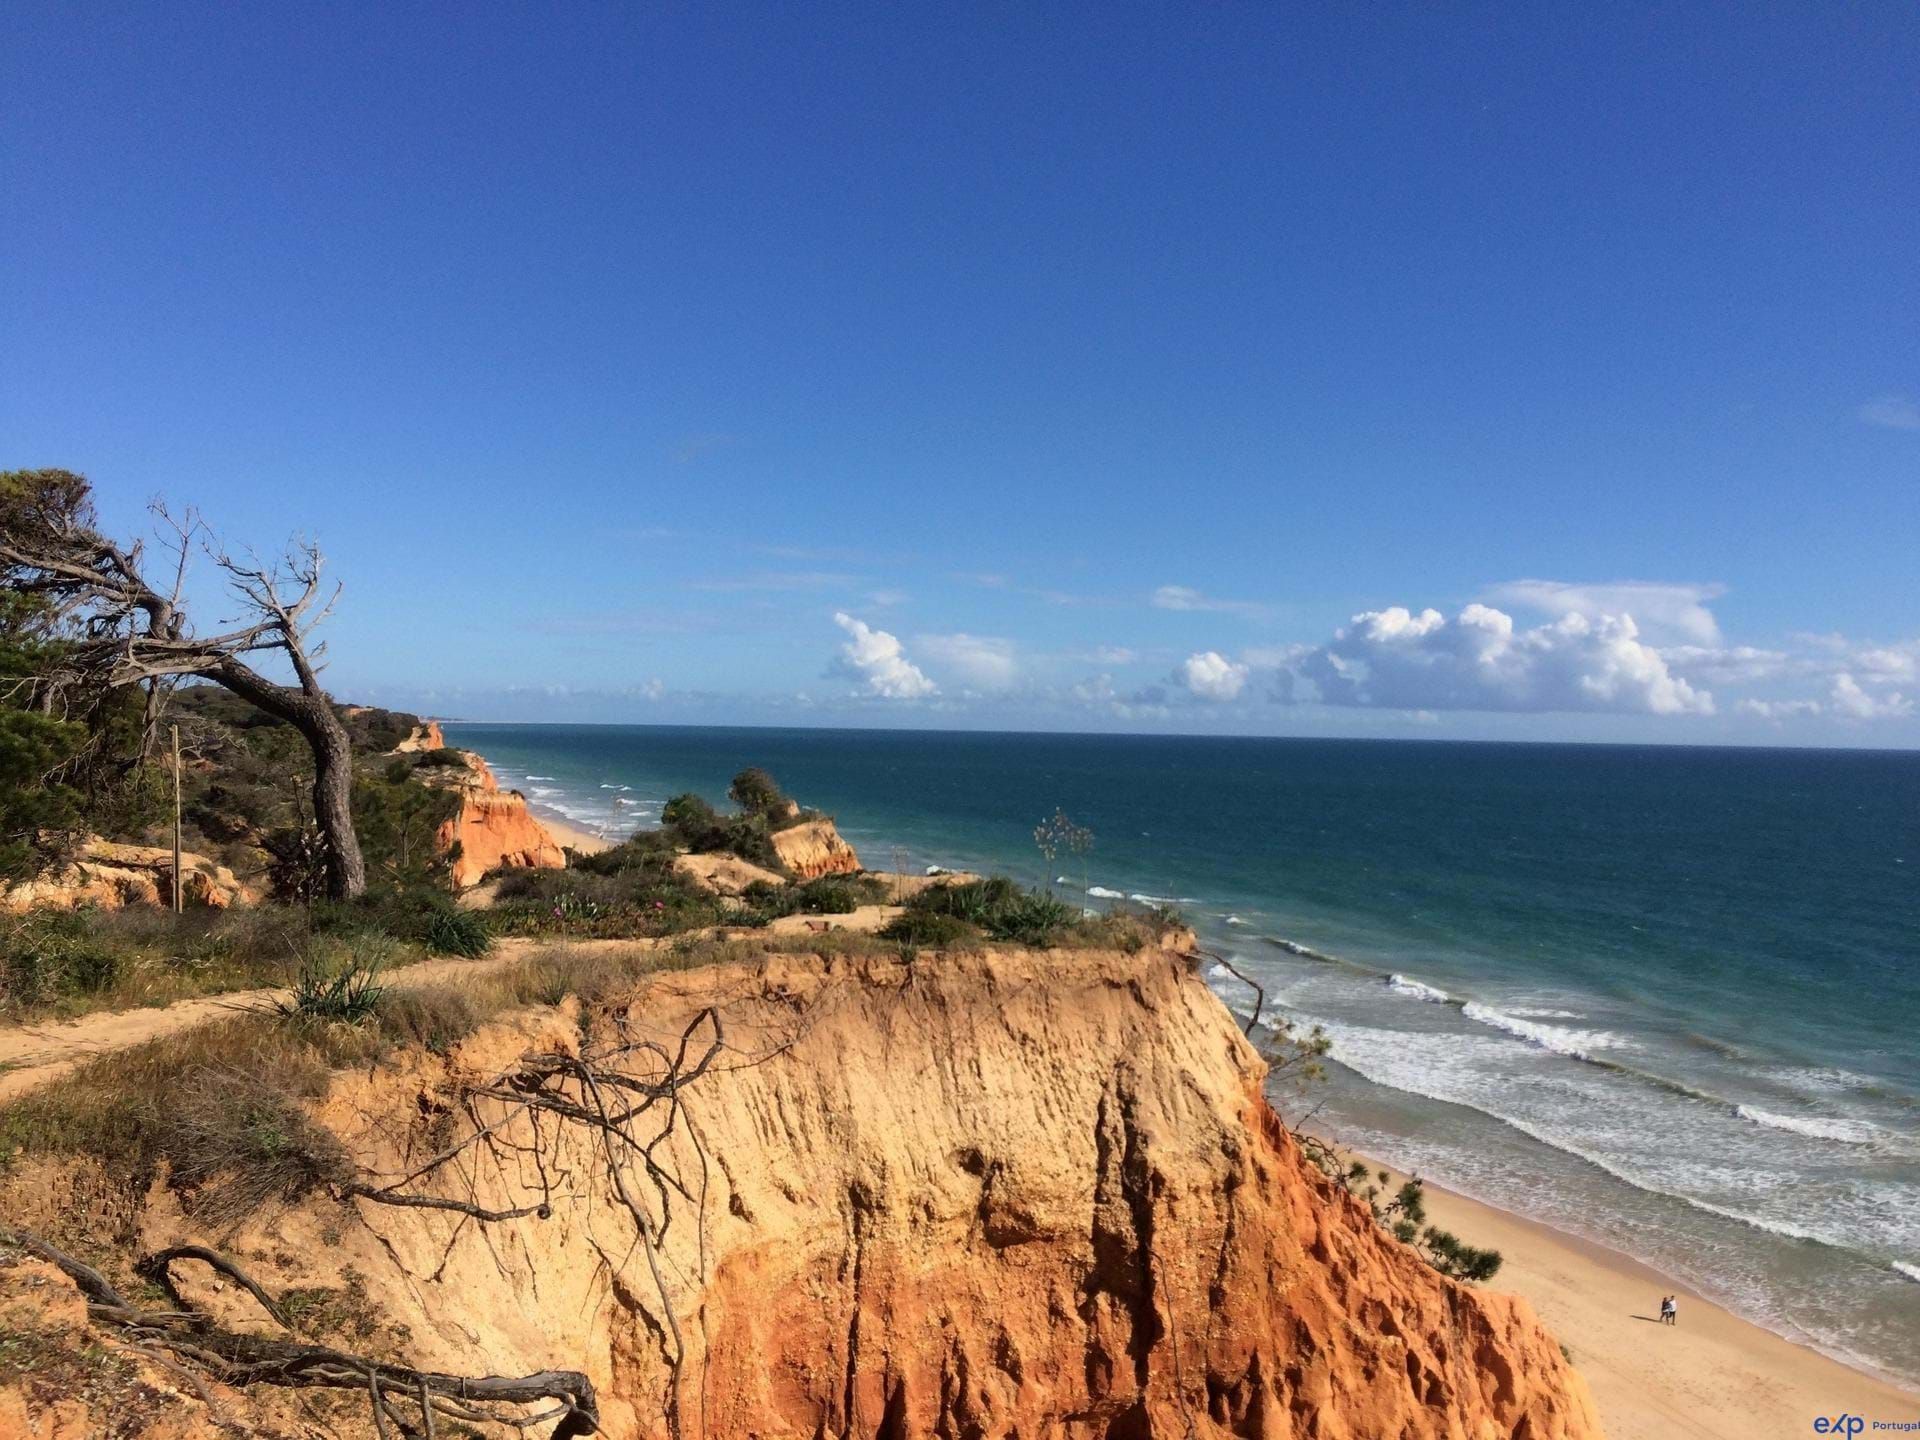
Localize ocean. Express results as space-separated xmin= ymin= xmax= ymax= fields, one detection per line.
xmin=445 ymin=722 xmax=1920 ymax=1386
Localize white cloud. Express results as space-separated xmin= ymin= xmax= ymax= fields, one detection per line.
xmin=1484 ymin=579 xmax=1726 ymax=645
xmin=1661 ymin=644 xmax=1790 ymax=684
xmin=916 ymin=632 xmax=1017 ymax=689
xmin=639 ymin=677 xmax=666 ymax=701
xmin=1858 ymin=395 xmax=1920 ymax=431
xmin=1091 ymin=645 xmax=1137 ymax=665
xmin=1736 ymin=697 xmax=1823 ymax=720
xmin=830 ymin=613 xmax=937 ymax=699
xmin=1151 ymin=584 xmax=1269 ymax=620
xmin=1830 ymin=673 xmax=1914 ymax=720
xmin=1181 ymin=651 xmax=1251 ymax=701
xmin=1299 ymin=603 xmax=1714 ymax=716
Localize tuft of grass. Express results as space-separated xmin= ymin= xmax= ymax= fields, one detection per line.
xmin=277 ymin=942 xmax=388 ymax=1025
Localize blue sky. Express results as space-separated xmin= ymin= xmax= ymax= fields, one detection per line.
xmin=4 ymin=4 xmax=1916 ymax=743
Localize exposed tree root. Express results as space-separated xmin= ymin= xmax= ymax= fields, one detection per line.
xmin=3 ymin=1224 xmax=601 ymax=1437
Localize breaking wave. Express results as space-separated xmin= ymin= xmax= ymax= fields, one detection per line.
xmin=1386 ymin=973 xmax=1450 ymax=1004
xmin=1735 ymin=1105 xmax=1882 ymax=1146
xmin=1460 ymin=1002 xmax=1627 ymax=1060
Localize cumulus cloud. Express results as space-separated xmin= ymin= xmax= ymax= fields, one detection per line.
xmin=1483 ymin=579 xmax=1726 ymax=645
xmin=1858 ymin=395 xmax=1920 ymax=431
xmin=1151 ymin=585 xmax=1269 ymax=620
xmin=830 ymin=613 xmax=937 ymax=699
xmin=1299 ymin=603 xmax=1714 ymax=716
xmin=915 ymin=632 xmax=1017 ymax=689
xmin=1181 ymin=651 xmax=1251 ymax=702
xmin=1830 ymin=673 xmax=1914 ymax=720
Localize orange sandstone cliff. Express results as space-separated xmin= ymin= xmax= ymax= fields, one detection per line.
xmin=17 ymin=941 xmax=1601 ymax=1439
xmin=770 ymin=814 xmax=862 ymax=877
xmin=420 ymin=746 xmax=568 ymax=888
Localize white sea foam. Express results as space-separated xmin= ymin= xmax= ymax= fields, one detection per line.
xmin=1386 ymin=973 xmax=1449 ymax=1004
xmin=524 ymin=774 xmax=556 ymax=780
xmin=1224 ymin=914 xmax=1248 ymax=926
xmin=1735 ymin=1105 xmax=1881 ymax=1146
xmin=1056 ymin=875 xmax=1074 ymax=886
xmin=1128 ymin=892 xmax=1193 ymax=905
xmin=1461 ymin=1001 xmax=1627 ymax=1060
xmin=1503 ymin=1007 xmax=1583 ymax=1019
xmin=1087 ymin=885 xmax=1126 ymax=899
xmin=1894 ymin=1261 xmax=1920 ymax=1284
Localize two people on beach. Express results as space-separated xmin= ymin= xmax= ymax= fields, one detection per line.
xmin=1659 ymin=1294 xmax=1679 ymax=1326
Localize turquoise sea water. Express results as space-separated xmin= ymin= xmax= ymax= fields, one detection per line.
xmin=446 ymin=722 xmax=1920 ymax=1387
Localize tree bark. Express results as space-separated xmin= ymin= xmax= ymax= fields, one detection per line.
xmin=206 ymin=656 xmax=366 ymax=900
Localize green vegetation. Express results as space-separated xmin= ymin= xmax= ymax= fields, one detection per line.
xmin=903 ymin=876 xmax=1079 ymax=946
xmin=277 ymin=942 xmax=389 ymax=1024
xmin=487 ymin=836 xmax=725 ymax=938
xmin=646 ymin=766 xmax=824 ymax=873
xmin=1306 ymin=1147 xmax=1505 ymax=1284
xmin=1 ymin=905 xmax=314 ymax=1018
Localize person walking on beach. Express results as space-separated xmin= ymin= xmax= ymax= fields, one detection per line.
xmin=1660 ymin=1295 xmax=1677 ymax=1326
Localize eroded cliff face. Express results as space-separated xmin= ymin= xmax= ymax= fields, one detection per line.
xmin=770 ymin=815 xmax=862 ymax=878
xmin=424 ymin=748 xmax=568 ymax=888
xmin=59 ymin=941 xmax=1600 ymax=1440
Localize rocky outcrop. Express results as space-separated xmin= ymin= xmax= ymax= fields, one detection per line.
xmin=0 ymin=839 xmax=256 ymax=913
xmin=673 ymin=851 xmax=787 ymax=895
xmin=770 ymin=815 xmax=861 ymax=877
xmin=65 ymin=941 xmax=1599 ymax=1440
xmin=420 ymin=749 xmax=567 ymax=888
xmin=390 ymin=719 xmax=447 ymax=753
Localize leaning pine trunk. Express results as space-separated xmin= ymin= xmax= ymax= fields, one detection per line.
xmin=305 ymin=710 xmax=367 ymax=900
xmin=206 ymin=656 xmax=368 ymax=900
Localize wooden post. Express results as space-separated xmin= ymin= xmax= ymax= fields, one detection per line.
xmin=171 ymin=723 xmax=183 ymax=914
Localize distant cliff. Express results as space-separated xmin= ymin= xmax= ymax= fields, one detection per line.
xmin=418 ymin=747 xmax=566 ymax=888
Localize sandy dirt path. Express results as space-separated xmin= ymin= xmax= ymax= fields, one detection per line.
xmin=0 ymin=937 xmax=620 ymax=1103
xmin=0 ymin=903 xmax=906 ymax=1103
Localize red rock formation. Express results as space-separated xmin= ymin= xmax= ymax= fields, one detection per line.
xmin=770 ymin=815 xmax=862 ymax=877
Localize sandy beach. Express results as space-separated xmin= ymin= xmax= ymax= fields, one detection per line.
xmin=529 ymin=807 xmax=613 ymax=855
xmin=1348 ymin=1153 xmax=1918 ymax=1439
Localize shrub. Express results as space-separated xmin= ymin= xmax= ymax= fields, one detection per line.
xmin=317 ymin=886 xmax=492 ymax=958
xmin=277 ymin=942 xmax=388 ymax=1024
xmin=1421 ymin=1227 xmax=1503 ymax=1283
xmin=906 ymin=877 xmax=1076 ymax=946
xmin=728 ymin=766 xmax=789 ymax=818
xmin=660 ymin=793 xmax=718 ymax=841
xmin=877 ymin=911 xmax=974 ymax=947
xmin=416 ymin=747 xmax=468 ymax=768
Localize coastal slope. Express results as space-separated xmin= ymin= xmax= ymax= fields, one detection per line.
xmin=9 ymin=940 xmax=1601 ymax=1438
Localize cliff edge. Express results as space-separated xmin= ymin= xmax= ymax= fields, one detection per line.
xmin=8 ymin=940 xmax=1600 ymax=1438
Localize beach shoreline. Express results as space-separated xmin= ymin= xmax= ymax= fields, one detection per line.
xmin=526 ymin=804 xmax=613 ymax=855
xmin=1342 ymin=1148 xmax=1918 ymax=1439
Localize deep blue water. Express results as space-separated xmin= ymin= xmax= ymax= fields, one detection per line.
xmin=447 ymin=722 xmax=1920 ymax=1385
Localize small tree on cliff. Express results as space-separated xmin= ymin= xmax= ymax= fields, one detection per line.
xmin=0 ymin=469 xmax=369 ymax=898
